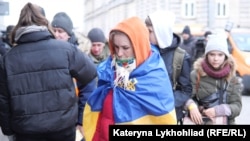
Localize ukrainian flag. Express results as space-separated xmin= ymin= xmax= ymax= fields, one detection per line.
xmin=83 ymin=50 xmax=177 ymax=141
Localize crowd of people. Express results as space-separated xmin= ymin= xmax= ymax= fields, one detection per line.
xmin=0 ymin=2 xmax=243 ymax=141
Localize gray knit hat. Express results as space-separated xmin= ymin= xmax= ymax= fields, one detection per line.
xmin=87 ymin=28 xmax=106 ymax=43
xmin=51 ymin=12 xmax=73 ymax=35
xmin=205 ymin=34 xmax=229 ymax=57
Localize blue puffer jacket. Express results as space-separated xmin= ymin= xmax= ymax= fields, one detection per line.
xmin=0 ymin=30 xmax=96 ymax=135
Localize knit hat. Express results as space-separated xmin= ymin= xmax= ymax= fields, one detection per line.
xmin=182 ymin=25 xmax=191 ymax=35
xmin=51 ymin=12 xmax=73 ymax=35
xmin=205 ymin=34 xmax=229 ymax=57
xmin=87 ymin=28 xmax=106 ymax=43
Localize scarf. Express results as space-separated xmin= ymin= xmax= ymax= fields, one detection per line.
xmin=113 ymin=57 xmax=136 ymax=89
xmin=202 ymin=60 xmax=231 ymax=79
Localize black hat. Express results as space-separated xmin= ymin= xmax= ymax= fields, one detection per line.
xmin=182 ymin=25 xmax=191 ymax=35
xmin=87 ymin=28 xmax=106 ymax=43
xmin=51 ymin=12 xmax=73 ymax=35
xmin=204 ymin=31 xmax=212 ymax=38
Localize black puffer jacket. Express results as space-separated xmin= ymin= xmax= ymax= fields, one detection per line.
xmin=0 ymin=30 xmax=96 ymax=135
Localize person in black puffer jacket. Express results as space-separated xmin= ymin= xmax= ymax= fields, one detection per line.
xmin=0 ymin=2 xmax=96 ymax=141
xmin=51 ymin=12 xmax=97 ymax=141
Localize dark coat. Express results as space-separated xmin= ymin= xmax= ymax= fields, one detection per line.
xmin=180 ymin=35 xmax=197 ymax=64
xmin=68 ymin=32 xmax=97 ymax=126
xmin=0 ymin=38 xmax=11 ymax=56
xmin=0 ymin=30 xmax=96 ymax=135
xmin=154 ymin=33 xmax=192 ymax=121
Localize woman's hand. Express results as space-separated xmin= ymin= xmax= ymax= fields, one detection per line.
xmin=202 ymin=107 xmax=216 ymax=118
xmin=189 ymin=105 xmax=203 ymax=125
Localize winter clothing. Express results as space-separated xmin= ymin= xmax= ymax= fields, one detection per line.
xmin=189 ymin=57 xmax=242 ymax=124
xmin=63 ymin=30 xmax=97 ymax=126
xmin=205 ymin=34 xmax=229 ymax=57
xmin=148 ymin=10 xmax=192 ymax=122
xmin=148 ymin=10 xmax=175 ymax=48
xmin=83 ymin=17 xmax=176 ymax=141
xmin=191 ymin=31 xmax=213 ymax=63
xmin=180 ymin=35 xmax=197 ymax=58
xmin=0 ymin=38 xmax=10 ymax=56
xmin=0 ymin=25 xmax=97 ymax=135
xmin=51 ymin=11 xmax=97 ymax=127
xmin=87 ymin=28 xmax=106 ymax=43
xmin=14 ymin=125 xmax=75 ymax=141
xmin=51 ymin=12 xmax=73 ymax=35
xmin=87 ymin=28 xmax=110 ymax=66
xmin=88 ymin=43 xmax=110 ymax=66
xmin=74 ymin=31 xmax=92 ymax=54
xmin=201 ymin=61 xmax=231 ymax=79
xmin=192 ymin=37 xmax=206 ymax=62
xmin=180 ymin=25 xmax=197 ymax=64
xmin=77 ymin=79 xmax=96 ymax=125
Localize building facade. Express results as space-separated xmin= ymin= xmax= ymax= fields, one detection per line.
xmin=84 ymin=0 xmax=250 ymax=37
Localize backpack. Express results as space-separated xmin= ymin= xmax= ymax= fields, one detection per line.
xmin=172 ymin=47 xmax=185 ymax=90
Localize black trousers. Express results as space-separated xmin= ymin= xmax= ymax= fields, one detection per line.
xmin=15 ymin=126 xmax=76 ymax=141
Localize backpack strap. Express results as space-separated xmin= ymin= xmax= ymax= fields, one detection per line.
xmin=172 ymin=47 xmax=186 ymax=90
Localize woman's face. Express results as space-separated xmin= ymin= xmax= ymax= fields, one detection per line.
xmin=113 ymin=33 xmax=134 ymax=59
xmin=207 ymin=51 xmax=226 ymax=69
xmin=147 ymin=26 xmax=158 ymax=45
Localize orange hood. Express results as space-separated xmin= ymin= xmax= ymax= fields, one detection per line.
xmin=108 ymin=17 xmax=151 ymax=67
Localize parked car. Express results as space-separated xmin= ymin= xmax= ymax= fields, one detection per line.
xmin=226 ymin=27 xmax=250 ymax=95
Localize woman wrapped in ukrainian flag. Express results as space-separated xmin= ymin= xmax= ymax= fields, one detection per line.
xmin=83 ymin=16 xmax=177 ymax=141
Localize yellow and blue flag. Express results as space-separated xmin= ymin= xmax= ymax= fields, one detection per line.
xmin=83 ymin=50 xmax=177 ymax=141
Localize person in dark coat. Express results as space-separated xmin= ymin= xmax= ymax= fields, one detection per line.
xmin=87 ymin=27 xmax=110 ymax=66
xmin=145 ymin=10 xmax=192 ymax=124
xmin=51 ymin=12 xmax=97 ymax=140
xmin=0 ymin=3 xmax=96 ymax=141
xmin=180 ymin=25 xmax=197 ymax=64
